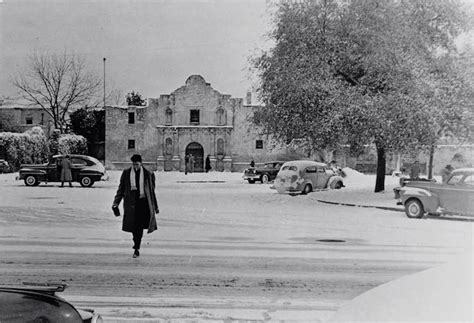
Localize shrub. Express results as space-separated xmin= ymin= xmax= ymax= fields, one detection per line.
xmin=0 ymin=127 xmax=49 ymax=170
xmin=58 ymin=134 xmax=88 ymax=155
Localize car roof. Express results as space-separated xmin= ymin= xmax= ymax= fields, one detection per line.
xmin=53 ymin=154 xmax=95 ymax=161
xmin=450 ymin=168 xmax=474 ymax=174
xmin=264 ymin=161 xmax=286 ymax=164
xmin=281 ymin=160 xmax=327 ymax=167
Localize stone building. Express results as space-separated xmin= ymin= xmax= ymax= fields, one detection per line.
xmin=105 ymin=75 xmax=286 ymax=171
xmin=0 ymin=101 xmax=53 ymax=135
xmin=105 ymin=75 xmax=473 ymax=173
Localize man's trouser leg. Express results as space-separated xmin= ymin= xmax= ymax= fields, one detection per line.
xmin=132 ymin=227 xmax=144 ymax=250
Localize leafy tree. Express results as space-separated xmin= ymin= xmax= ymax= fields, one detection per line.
xmin=69 ymin=108 xmax=105 ymax=144
xmin=252 ymin=0 xmax=473 ymax=192
xmin=126 ymin=91 xmax=145 ymax=106
xmin=13 ymin=51 xmax=101 ymax=133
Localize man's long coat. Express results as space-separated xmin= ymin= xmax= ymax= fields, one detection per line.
xmin=113 ymin=167 xmax=159 ymax=233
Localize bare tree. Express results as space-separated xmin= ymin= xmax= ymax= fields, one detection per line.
xmin=13 ymin=52 xmax=101 ymax=133
xmin=107 ymin=87 xmax=126 ymax=106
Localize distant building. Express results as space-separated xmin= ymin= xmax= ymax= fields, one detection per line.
xmin=0 ymin=99 xmax=53 ymax=135
xmin=105 ymin=75 xmax=287 ymax=171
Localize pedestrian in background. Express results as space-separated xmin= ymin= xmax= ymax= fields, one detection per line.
xmin=112 ymin=154 xmax=159 ymax=258
xmin=410 ymin=160 xmax=421 ymax=180
xmin=184 ymin=154 xmax=190 ymax=175
xmin=441 ymin=164 xmax=454 ymax=183
xmin=205 ymin=155 xmax=211 ymax=173
xmin=60 ymin=155 xmax=73 ymax=187
xmin=250 ymin=159 xmax=255 ymax=168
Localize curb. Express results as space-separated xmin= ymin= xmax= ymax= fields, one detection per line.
xmin=317 ymin=199 xmax=404 ymax=212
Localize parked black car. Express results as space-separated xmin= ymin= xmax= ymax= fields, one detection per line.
xmin=242 ymin=161 xmax=285 ymax=184
xmin=18 ymin=154 xmax=109 ymax=187
xmin=0 ymin=282 xmax=102 ymax=323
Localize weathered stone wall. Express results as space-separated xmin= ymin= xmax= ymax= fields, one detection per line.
xmin=105 ymin=104 xmax=159 ymax=170
xmin=105 ymin=75 xmax=473 ymax=173
xmin=231 ymin=104 xmax=291 ymax=171
xmin=0 ymin=106 xmax=53 ymax=135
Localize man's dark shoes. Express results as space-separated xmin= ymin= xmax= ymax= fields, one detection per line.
xmin=133 ymin=249 xmax=140 ymax=258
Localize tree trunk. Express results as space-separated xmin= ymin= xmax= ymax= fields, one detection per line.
xmin=375 ymin=145 xmax=386 ymax=193
xmin=428 ymin=144 xmax=434 ymax=179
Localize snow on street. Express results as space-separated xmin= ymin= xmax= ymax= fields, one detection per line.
xmin=0 ymin=170 xmax=471 ymax=322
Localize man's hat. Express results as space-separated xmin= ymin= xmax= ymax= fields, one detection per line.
xmin=131 ymin=154 xmax=142 ymax=163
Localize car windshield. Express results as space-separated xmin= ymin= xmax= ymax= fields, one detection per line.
xmin=281 ymin=165 xmax=297 ymax=171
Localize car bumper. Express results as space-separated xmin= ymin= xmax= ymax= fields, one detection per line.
xmin=101 ymin=173 xmax=110 ymax=181
xmin=242 ymin=175 xmax=259 ymax=180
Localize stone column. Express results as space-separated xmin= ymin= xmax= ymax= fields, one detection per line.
xmin=223 ymin=128 xmax=233 ymax=172
xmin=172 ymin=128 xmax=180 ymax=171
xmin=156 ymin=128 xmax=165 ymax=171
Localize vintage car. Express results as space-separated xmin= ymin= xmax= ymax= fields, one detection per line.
xmin=0 ymin=282 xmax=102 ymax=323
xmin=18 ymin=154 xmax=108 ymax=187
xmin=273 ymin=160 xmax=344 ymax=194
xmin=242 ymin=161 xmax=285 ymax=184
xmin=395 ymin=168 xmax=474 ymax=218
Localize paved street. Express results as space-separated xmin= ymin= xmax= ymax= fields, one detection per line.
xmin=0 ymin=171 xmax=471 ymax=322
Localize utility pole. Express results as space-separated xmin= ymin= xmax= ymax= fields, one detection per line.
xmin=103 ymin=57 xmax=106 ymax=107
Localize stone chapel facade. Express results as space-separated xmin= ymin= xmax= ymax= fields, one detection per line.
xmin=105 ymin=75 xmax=284 ymax=172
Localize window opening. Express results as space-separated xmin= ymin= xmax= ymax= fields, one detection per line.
xmin=190 ymin=109 xmax=200 ymax=124
xmin=128 ymin=112 xmax=135 ymax=124
xmin=165 ymin=109 xmax=173 ymax=124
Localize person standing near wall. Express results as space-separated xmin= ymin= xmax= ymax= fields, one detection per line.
xmin=112 ymin=154 xmax=159 ymax=258
xmin=184 ymin=154 xmax=190 ymax=175
xmin=205 ymin=155 xmax=211 ymax=173
xmin=60 ymin=155 xmax=73 ymax=187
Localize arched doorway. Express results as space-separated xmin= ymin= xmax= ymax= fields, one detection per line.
xmin=185 ymin=142 xmax=204 ymax=172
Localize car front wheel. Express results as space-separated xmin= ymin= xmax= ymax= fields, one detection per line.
xmin=405 ymin=199 xmax=424 ymax=218
xmin=24 ymin=175 xmax=38 ymax=186
xmin=80 ymin=176 xmax=94 ymax=187
xmin=261 ymin=174 xmax=269 ymax=184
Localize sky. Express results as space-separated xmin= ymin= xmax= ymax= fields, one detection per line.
xmin=0 ymin=0 xmax=274 ymax=102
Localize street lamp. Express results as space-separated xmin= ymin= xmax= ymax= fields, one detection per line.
xmin=103 ymin=57 xmax=106 ymax=107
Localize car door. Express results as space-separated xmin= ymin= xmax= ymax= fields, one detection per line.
xmin=438 ymin=173 xmax=474 ymax=215
xmin=304 ymin=166 xmax=318 ymax=187
xmin=47 ymin=158 xmax=60 ymax=182
xmin=70 ymin=157 xmax=87 ymax=181
xmin=315 ymin=166 xmax=329 ymax=189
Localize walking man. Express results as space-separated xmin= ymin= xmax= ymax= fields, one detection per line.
xmin=112 ymin=154 xmax=159 ymax=258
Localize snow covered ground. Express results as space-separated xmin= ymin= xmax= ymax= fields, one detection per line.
xmin=0 ymin=169 xmax=471 ymax=322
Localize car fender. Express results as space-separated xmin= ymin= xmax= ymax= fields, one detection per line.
xmin=327 ymin=175 xmax=344 ymax=188
xmin=19 ymin=169 xmax=47 ymax=179
xmin=400 ymin=187 xmax=440 ymax=213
